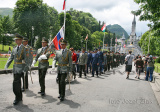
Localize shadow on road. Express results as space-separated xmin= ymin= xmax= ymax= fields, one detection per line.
xmin=34 ymin=94 xmax=57 ymax=104
xmin=57 ymin=99 xmax=81 ymax=108
xmin=24 ymin=90 xmax=37 ymax=97
xmin=5 ymin=103 xmax=34 ymax=112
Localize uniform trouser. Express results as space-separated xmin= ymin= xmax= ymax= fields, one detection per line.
xmin=13 ymin=73 xmax=23 ymax=101
xmin=107 ymin=63 xmax=110 ymax=71
xmin=87 ymin=63 xmax=91 ymax=73
xmin=79 ymin=65 xmax=86 ymax=77
xmin=72 ymin=64 xmax=76 ymax=76
xmin=22 ymin=71 xmax=28 ymax=89
xmin=92 ymin=64 xmax=98 ymax=76
xmin=38 ymin=68 xmax=47 ymax=93
xmin=104 ymin=64 xmax=107 ymax=72
xmin=76 ymin=64 xmax=79 ymax=73
xmin=58 ymin=73 xmax=67 ymax=98
xmin=99 ymin=62 xmax=103 ymax=72
xmin=121 ymin=60 xmax=123 ymax=65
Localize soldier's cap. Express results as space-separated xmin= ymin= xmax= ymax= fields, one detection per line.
xmin=60 ymin=39 xmax=67 ymax=45
xmin=22 ymin=37 xmax=28 ymax=42
xmin=41 ymin=37 xmax=48 ymax=43
xmin=14 ymin=33 xmax=23 ymax=40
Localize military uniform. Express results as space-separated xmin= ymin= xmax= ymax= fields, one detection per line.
xmin=52 ymin=40 xmax=72 ymax=101
xmin=22 ymin=37 xmax=33 ymax=91
xmin=5 ymin=34 xmax=29 ymax=105
xmin=78 ymin=50 xmax=88 ymax=78
xmin=98 ymin=49 xmax=104 ymax=74
xmin=87 ymin=52 xmax=92 ymax=73
xmin=32 ymin=38 xmax=51 ymax=95
xmin=103 ymin=52 xmax=107 ymax=72
xmin=107 ymin=52 xmax=111 ymax=71
xmin=92 ymin=49 xmax=99 ymax=77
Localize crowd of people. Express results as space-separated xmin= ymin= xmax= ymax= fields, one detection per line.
xmin=4 ymin=33 xmax=155 ymax=105
xmin=68 ymin=47 xmax=126 ymax=78
xmin=125 ymin=51 xmax=155 ymax=81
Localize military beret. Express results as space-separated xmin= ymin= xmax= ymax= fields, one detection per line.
xmin=14 ymin=33 xmax=23 ymax=40
xmin=41 ymin=37 xmax=48 ymax=43
xmin=23 ymin=37 xmax=28 ymax=42
xmin=60 ymin=39 xmax=67 ymax=44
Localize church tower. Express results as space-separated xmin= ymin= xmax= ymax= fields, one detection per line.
xmin=130 ymin=15 xmax=136 ymax=44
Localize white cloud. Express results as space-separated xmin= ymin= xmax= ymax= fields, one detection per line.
xmin=0 ymin=0 xmax=149 ymax=36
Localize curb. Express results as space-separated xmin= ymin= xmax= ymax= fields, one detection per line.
xmin=0 ymin=66 xmax=52 ymax=74
xmin=153 ymin=72 xmax=160 ymax=90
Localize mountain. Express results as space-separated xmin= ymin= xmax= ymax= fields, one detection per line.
xmin=107 ymin=24 xmax=129 ymax=39
xmin=0 ymin=8 xmax=13 ymax=17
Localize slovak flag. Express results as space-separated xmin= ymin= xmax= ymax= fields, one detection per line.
xmin=53 ymin=26 xmax=64 ymax=50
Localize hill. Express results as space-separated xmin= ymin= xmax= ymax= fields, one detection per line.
xmin=107 ymin=24 xmax=129 ymax=39
xmin=0 ymin=8 xmax=13 ymax=17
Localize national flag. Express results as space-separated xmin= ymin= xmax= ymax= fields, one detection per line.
xmin=63 ymin=0 xmax=66 ymax=10
xmin=116 ymin=37 xmax=117 ymax=43
xmin=85 ymin=34 xmax=88 ymax=40
xmin=101 ymin=24 xmax=106 ymax=32
xmin=123 ymin=44 xmax=126 ymax=48
xmin=53 ymin=26 xmax=64 ymax=50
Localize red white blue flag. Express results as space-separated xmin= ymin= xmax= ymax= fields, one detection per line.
xmin=53 ymin=26 xmax=64 ymax=50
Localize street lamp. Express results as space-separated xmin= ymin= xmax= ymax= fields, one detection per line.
xmin=31 ymin=26 xmax=34 ymax=47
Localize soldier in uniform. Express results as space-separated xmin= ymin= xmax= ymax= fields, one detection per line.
xmin=5 ymin=33 xmax=29 ymax=105
xmin=110 ymin=51 xmax=114 ymax=69
xmin=92 ymin=48 xmax=99 ymax=77
xmin=107 ymin=51 xmax=111 ymax=71
xmin=21 ymin=37 xmax=33 ymax=92
xmin=103 ymin=51 xmax=107 ymax=73
xmin=52 ymin=39 xmax=72 ymax=101
xmin=78 ymin=48 xmax=88 ymax=78
xmin=31 ymin=37 xmax=51 ymax=96
xmin=87 ymin=50 xmax=92 ymax=74
xmin=98 ymin=48 xmax=104 ymax=75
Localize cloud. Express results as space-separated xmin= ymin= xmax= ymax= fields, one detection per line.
xmin=0 ymin=0 xmax=149 ymax=36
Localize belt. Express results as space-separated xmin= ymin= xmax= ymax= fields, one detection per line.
xmin=40 ymin=60 xmax=48 ymax=63
xmin=14 ymin=62 xmax=23 ymax=64
xmin=58 ymin=64 xmax=68 ymax=66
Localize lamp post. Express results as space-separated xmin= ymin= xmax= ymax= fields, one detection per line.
xmin=31 ymin=26 xmax=34 ymax=47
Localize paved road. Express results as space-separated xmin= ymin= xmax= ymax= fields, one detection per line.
xmin=0 ymin=65 xmax=160 ymax=112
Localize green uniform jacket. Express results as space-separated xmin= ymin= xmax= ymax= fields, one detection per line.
xmin=5 ymin=44 xmax=30 ymax=74
xmin=34 ymin=47 xmax=51 ymax=69
xmin=25 ymin=44 xmax=33 ymax=66
xmin=78 ymin=53 xmax=88 ymax=65
xmin=53 ymin=49 xmax=72 ymax=74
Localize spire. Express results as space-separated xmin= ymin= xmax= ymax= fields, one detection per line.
xmin=132 ymin=14 xmax=136 ymax=24
xmin=122 ymin=32 xmax=125 ymax=40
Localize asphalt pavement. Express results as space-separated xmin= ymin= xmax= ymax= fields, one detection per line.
xmin=0 ymin=64 xmax=160 ymax=112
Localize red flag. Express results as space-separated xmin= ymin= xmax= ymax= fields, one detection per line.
xmin=85 ymin=34 xmax=88 ymax=40
xmin=123 ymin=44 xmax=126 ymax=48
xmin=63 ymin=0 xmax=66 ymax=10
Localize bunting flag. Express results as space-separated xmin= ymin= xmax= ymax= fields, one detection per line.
xmin=52 ymin=26 xmax=64 ymax=50
xmin=85 ymin=34 xmax=88 ymax=40
xmin=63 ymin=0 xmax=66 ymax=10
xmin=101 ymin=24 xmax=106 ymax=32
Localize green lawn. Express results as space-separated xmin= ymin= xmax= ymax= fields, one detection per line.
xmin=0 ymin=44 xmax=14 ymax=53
xmin=0 ymin=58 xmax=53 ymax=70
xmin=154 ymin=63 xmax=160 ymax=73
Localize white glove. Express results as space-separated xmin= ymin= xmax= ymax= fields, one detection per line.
xmin=38 ymin=55 xmax=47 ymax=62
xmin=31 ymin=60 xmax=36 ymax=67
xmin=52 ymin=60 xmax=56 ymax=70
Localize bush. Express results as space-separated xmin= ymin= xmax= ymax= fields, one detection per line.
xmin=156 ymin=57 xmax=160 ymax=63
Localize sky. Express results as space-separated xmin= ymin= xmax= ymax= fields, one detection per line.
xmin=0 ymin=0 xmax=150 ymax=37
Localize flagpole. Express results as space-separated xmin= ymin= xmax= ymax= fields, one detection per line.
xmin=86 ymin=40 xmax=87 ymax=51
xmin=63 ymin=0 xmax=66 ymax=39
xmin=103 ymin=31 xmax=105 ymax=52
